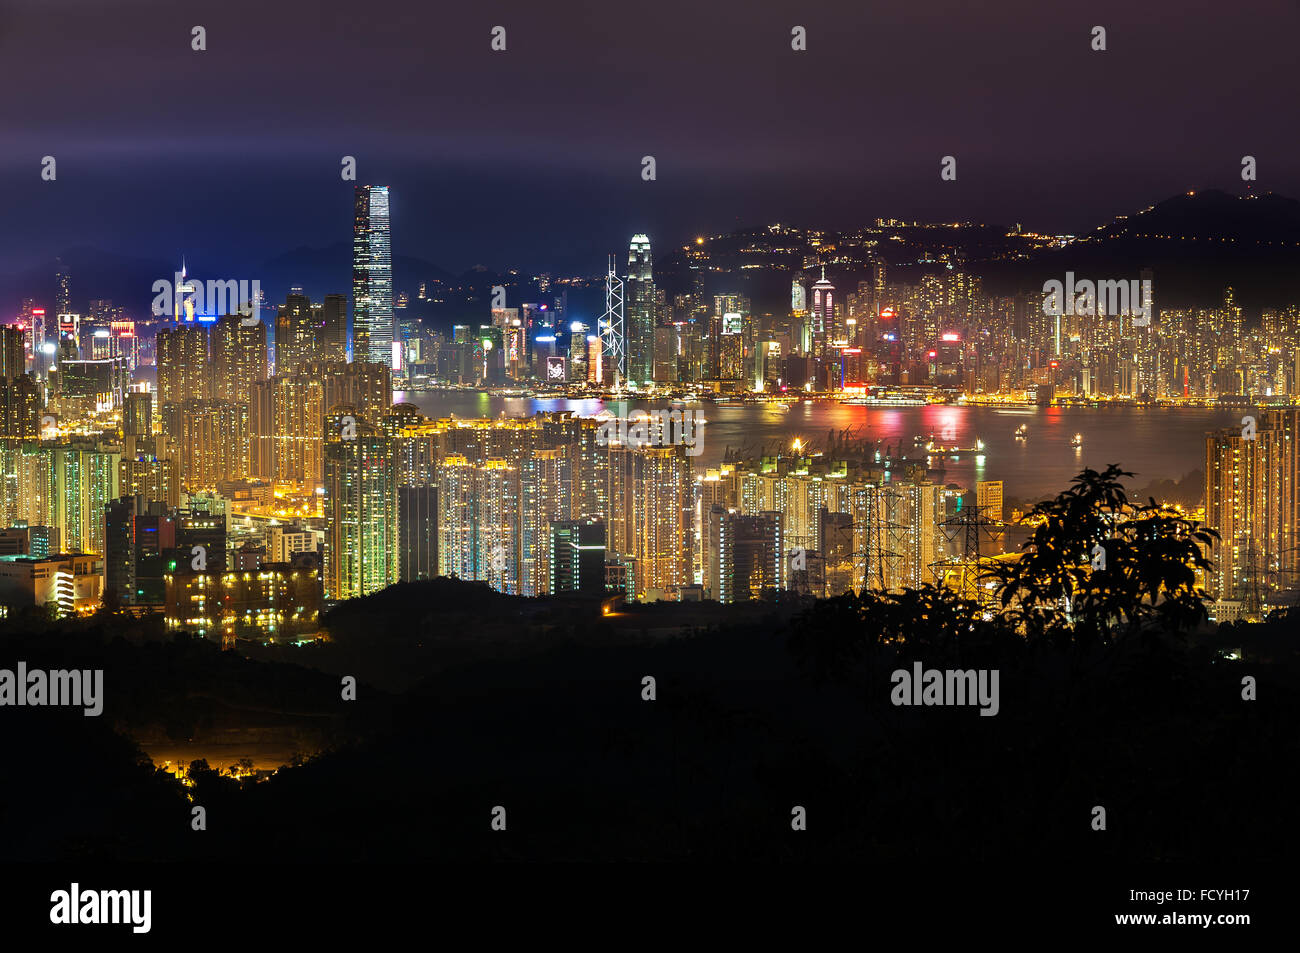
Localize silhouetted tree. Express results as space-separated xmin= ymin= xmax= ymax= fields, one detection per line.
xmin=986 ymin=465 xmax=1217 ymax=643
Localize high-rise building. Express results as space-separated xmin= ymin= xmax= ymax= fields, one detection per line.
xmin=156 ymin=324 xmax=210 ymax=406
xmin=703 ymin=505 xmax=784 ymax=602
xmin=321 ymin=294 xmax=348 ymax=361
xmin=352 ymin=185 xmax=395 ymax=368
xmin=548 ymin=518 xmax=606 ymax=595
xmin=625 ymin=234 xmax=655 ymax=384
xmin=275 ymin=290 xmax=320 ymax=374
xmin=322 ymin=409 xmax=396 ymax=599
xmin=122 ymin=391 xmax=153 ymax=437
xmin=104 ymin=495 xmax=176 ymax=605
xmin=397 ymin=485 xmax=438 ymax=582
xmin=1204 ymin=409 xmax=1296 ymax=613
xmin=0 ymin=326 xmax=25 ymax=379
xmin=210 ymin=315 xmax=267 ymax=402
xmin=631 ymin=445 xmax=692 ymax=598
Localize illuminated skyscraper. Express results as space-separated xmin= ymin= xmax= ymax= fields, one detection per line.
xmin=811 ymin=267 xmax=835 ymax=357
xmin=210 ymin=315 xmax=267 ymax=402
xmin=323 ymin=408 xmax=396 ymax=599
xmin=1204 ymin=409 xmax=1297 ymax=614
xmin=156 ymin=324 xmax=210 ymax=407
xmin=631 ymin=445 xmax=692 ymax=598
xmin=275 ymin=290 xmax=320 ymax=374
xmin=703 ymin=506 xmax=784 ymax=603
xmin=352 ymin=185 xmax=395 ymax=368
xmin=626 ymin=234 xmax=654 ymax=384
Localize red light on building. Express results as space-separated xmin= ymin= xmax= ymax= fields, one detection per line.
xmin=927 ymin=350 xmax=937 ymax=358
xmin=841 ymin=347 xmax=862 ymax=354
xmin=32 ymin=308 xmax=45 ymax=316
xmin=1049 ymin=361 xmax=1059 ymax=368
xmin=880 ymin=308 xmax=895 ymax=319
xmin=941 ymin=332 xmax=960 ymax=342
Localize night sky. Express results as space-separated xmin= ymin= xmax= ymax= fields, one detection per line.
xmin=3 ymin=0 xmax=1298 ymax=277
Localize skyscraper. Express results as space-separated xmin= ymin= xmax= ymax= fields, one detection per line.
xmin=352 ymin=185 xmax=395 ymax=368
xmin=323 ymin=408 xmax=396 ymax=600
xmin=625 ymin=234 xmax=654 ymax=384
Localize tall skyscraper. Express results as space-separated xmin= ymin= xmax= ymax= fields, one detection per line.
xmin=625 ymin=234 xmax=654 ymax=384
xmin=352 ymin=185 xmax=395 ymax=368
xmin=210 ymin=314 xmax=267 ymax=402
xmin=323 ymin=408 xmax=396 ymax=600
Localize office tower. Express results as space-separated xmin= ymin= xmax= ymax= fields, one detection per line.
xmin=323 ymin=409 xmax=396 ymax=600
xmin=352 ymin=185 xmax=395 ymax=368
xmin=275 ymin=290 xmax=320 ymax=374
xmin=631 ymin=445 xmax=692 ymax=598
xmin=626 ymin=234 xmax=655 ymax=384
xmin=321 ymin=294 xmax=348 ymax=361
xmin=548 ymin=519 xmax=606 ymax=595
xmin=210 ymin=314 xmax=268 ymax=402
xmin=156 ymin=324 xmax=210 ymax=406
xmin=704 ymin=506 xmax=784 ymax=603
xmin=810 ymin=266 xmax=835 ymax=357
xmin=397 ymin=485 xmax=438 ymax=582
xmin=123 ymin=391 xmax=153 ymax=438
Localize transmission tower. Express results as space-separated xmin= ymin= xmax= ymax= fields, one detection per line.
xmin=600 ymin=256 xmax=625 ymax=388
xmin=934 ymin=501 xmax=1003 ymax=607
xmin=854 ymin=484 xmax=907 ymax=592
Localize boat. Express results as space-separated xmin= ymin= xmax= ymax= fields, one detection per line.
xmin=924 ymin=438 xmax=985 ymax=455
xmin=1014 ymin=424 xmax=1028 ymax=439
xmin=1071 ymin=433 xmax=1083 ymax=448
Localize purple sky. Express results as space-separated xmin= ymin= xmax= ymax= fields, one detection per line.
xmin=2 ymin=0 xmax=1298 ymax=275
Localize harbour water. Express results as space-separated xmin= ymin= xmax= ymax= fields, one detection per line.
xmin=396 ymin=391 xmax=1233 ymax=502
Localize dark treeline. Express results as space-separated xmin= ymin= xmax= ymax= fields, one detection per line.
xmin=1 ymin=468 xmax=1296 ymax=862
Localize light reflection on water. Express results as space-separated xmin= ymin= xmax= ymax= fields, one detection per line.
xmin=396 ymin=392 xmax=1228 ymax=500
